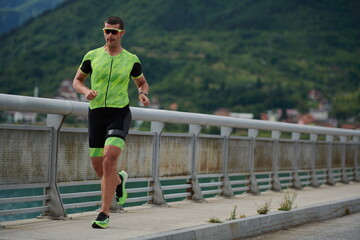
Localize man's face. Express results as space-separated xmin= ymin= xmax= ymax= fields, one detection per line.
xmin=103 ymin=23 xmax=124 ymax=48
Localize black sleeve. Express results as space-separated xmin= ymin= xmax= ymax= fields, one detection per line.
xmin=80 ymin=60 xmax=92 ymax=74
xmin=130 ymin=62 xmax=142 ymax=78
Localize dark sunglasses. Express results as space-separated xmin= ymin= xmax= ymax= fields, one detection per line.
xmin=103 ymin=28 xmax=123 ymax=35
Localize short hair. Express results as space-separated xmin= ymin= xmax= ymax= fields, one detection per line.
xmin=104 ymin=16 xmax=124 ymax=29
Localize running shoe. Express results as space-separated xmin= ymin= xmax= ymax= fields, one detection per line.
xmin=116 ymin=170 xmax=128 ymax=205
xmin=92 ymin=212 xmax=109 ymax=229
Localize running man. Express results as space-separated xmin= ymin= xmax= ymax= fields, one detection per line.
xmin=72 ymin=16 xmax=150 ymax=229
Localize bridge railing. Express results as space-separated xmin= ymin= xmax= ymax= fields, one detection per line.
xmin=0 ymin=93 xmax=359 ymax=221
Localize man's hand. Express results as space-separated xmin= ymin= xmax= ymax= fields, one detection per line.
xmin=85 ymin=90 xmax=98 ymax=100
xmin=139 ymin=93 xmax=150 ymax=106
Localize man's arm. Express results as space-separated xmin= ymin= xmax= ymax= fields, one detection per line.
xmin=133 ymin=75 xmax=150 ymax=106
xmin=72 ymin=69 xmax=98 ymax=100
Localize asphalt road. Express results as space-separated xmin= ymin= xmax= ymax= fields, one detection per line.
xmin=243 ymin=211 xmax=360 ymax=240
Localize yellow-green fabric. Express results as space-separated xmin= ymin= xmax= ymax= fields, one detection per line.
xmin=90 ymin=148 xmax=104 ymax=157
xmin=89 ymin=137 xmax=125 ymax=157
xmin=105 ymin=137 xmax=125 ymax=149
xmin=80 ymin=48 xmax=141 ymax=110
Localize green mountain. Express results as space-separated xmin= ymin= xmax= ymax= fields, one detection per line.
xmin=0 ymin=0 xmax=65 ymax=35
xmin=0 ymin=0 xmax=359 ymax=121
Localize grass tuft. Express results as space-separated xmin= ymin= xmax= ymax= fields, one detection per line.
xmin=208 ymin=217 xmax=223 ymax=223
xmin=227 ymin=205 xmax=237 ymax=220
xmin=257 ymin=200 xmax=271 ymax=214
xmin=278 ymin=190 xmax=297 ymax=211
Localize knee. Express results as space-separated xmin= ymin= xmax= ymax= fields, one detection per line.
xmin=102 ymin=153 xmax=119 ymax=174
xmin=103 ymin=150 xmax=119 ymax=163
xmin=103 ymin=146 xmax=121 ymax=162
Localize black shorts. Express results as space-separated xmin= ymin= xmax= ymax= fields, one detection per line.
xmin=88 ymin=106 xmax=132 ymax=149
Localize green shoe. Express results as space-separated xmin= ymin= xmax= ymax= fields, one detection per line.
xmin=92 ymin=212 xmax=109 ymax=229
xmin=116 ymin=170 xmax=128 ymax=205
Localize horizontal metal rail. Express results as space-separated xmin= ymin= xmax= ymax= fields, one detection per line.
xmin=0 ymin=195 xmax=49 ymax=204
xmin=61 ymin=191 xmax=101 ymax=199
xmin=199 ymin=182 xmax=223 ymax=188
xmin=164 ymin=192 xmax=192 ymax=200
xmin=230 ymin=180 xmax=250 ymax=185
xmin=1 ymin=94 xmax=359 ymax=136
xmin=126 ymin=196 xmax=152 ymax=203
xmin=202 ymin=189 xmax=223 ymax=196
xmin=127 ymin=187 xmax=154 ymax=194
xmin=162 ymin=184 xmax=192 ymax=191
xmin=0 ymin=206 xmax=49 ymax=216
xmin=232 ymin=186 xmax=250 ymax=192
xmin=279 ymin=176 xmax=293 ymax=181
xmin=0 ymin=183 xmax=50 ymax=191
xmin=64 ymin=201 xmax=100 ymax=210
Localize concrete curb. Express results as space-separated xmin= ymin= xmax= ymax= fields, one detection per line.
xmin=130 ymin=197 xmax=360 ymax=240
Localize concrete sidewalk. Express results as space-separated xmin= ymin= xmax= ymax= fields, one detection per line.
xmin=1 ymin=182 xmax=360 ymax=240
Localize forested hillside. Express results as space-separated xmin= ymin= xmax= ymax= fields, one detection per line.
xmin=0 ymin=0 xmax=65 ymax=35
xmin=0 ymin=0 xmax=359 ymax=121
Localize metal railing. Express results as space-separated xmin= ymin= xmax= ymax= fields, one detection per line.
xmin=0 ymin=93 xmax=359 ymax=221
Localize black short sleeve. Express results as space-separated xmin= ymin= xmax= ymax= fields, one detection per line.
xmin=130 ymin=62 xmax=142 ymax=78
xmin=80 ymin=60 xmax=92 ymax=74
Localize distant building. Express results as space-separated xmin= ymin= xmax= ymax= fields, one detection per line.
xmin=214 ymin=108 xmax=230 ymax=117
xmin=56 ymin=79 xmax=81 ymax=101
xmin=214 ymin=108 xmax=254 ymax=119
xmin=11 ymin=86 xmax=39 ymax=123
xmin=298 ymin=114 xmax=315 ymax=125
xmin=285 ymin=109 xmax=301 ymax=123
xmin=13 ymin=112 xmax=37 ymax=123
xmin=310 ymin=109 xmax=329 ymax=121
xmin=261 ymin=109 xmax=281 ymax=122
xmin=230 ymin=112 xmax=254 ymax=119
xmin=341 ymin=123 xmax=360 ymax=130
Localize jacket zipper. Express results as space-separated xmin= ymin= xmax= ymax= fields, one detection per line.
xmin=104 ymin=58 xmax=114 ymax=107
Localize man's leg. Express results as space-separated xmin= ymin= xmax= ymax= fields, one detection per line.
xmin=91 ymin=157 xmax=103 ymax=178
xmin=99 ymin=145 xmax=121 ymax=216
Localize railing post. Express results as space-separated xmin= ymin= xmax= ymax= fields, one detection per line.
xmin=291 ymin=132 xmax=302 ymax=189
xmin=340 ymin=136 xmax=349 ymax=183
xmin=189 ymin=124 xmax=204 ymax=202
xmin=326 ymin=135 xmax=336 ymax=186
xmin=271 ymin=131 xmax=282 ymax=191
xmin=353 ymin=137 xmax=360 ymax=182
xmin=42 ymin=114 xmax=67 ymax=219
xmin=248 ymin=129 xmax=259 ymax=195
xmin=150 ymin=121 xmax=166 ymax=205
xmin=221 ymin=127 xmax=234 ymax=198
xmin=310 ymin=133 xmax=320 ymax=187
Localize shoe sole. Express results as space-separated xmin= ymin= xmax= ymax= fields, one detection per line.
xmin=117 ymin=171 xmax=128 ymax=205
xmin=92 ymin=221 xmax=109 ymax=229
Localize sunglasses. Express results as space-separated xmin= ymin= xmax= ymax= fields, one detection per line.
xmin=103 ymin=28 xmax=123 ymax=35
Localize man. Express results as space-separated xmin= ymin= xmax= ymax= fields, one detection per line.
xmin=72 ymin=16 xmax=150 ymax=229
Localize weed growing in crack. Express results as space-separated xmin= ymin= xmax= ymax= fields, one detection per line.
xmin=278 ymin=191 xmax=297 ymax=211
xmin=257 ymin=199 xmax=271 ymax=214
